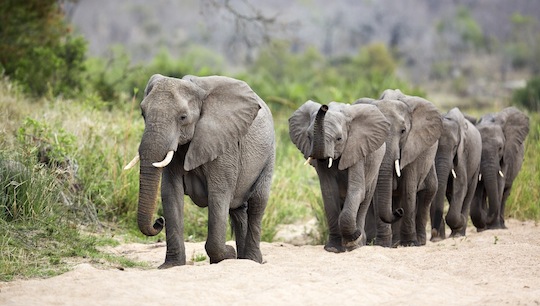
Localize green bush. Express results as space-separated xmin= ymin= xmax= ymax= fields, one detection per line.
xmin=0 ymin=0 xmax=87 ymax=98
xmin=512 ymin=77 xmax=540 ymax=112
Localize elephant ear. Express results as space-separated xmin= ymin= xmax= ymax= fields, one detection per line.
xmin=183 ymin=76 xmax=261 ymax=171
xmin=400 ymin=96 xmax=442 ymax=168
xmin=144 ymin=74 xmax=166 ymax=97
xmin=500 ymin=107 xmax=529 ymax=167
xmin=339 ymin=103 xmax=390 ymax=170
xmin=289 ymin=100 xmax=321 ymax=158
xmin=446 ymin=108 xmax=467 ymax=166
xmin=379 ymin=88 xmax=406 ymax=100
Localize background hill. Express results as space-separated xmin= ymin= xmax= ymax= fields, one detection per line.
xmin=70 ymin=0 xmax=540 ymax=89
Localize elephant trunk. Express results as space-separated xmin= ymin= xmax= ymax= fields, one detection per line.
xmin=310 ymin=105 xmax=328 ymax=159
xmin=138 ymin=164 xmax=165 ymax=236
xmin=481 ymin=156 xmax=501 ymax=226
xmin=137 ymin=131 xmax=169 ymax=236
xmin=376 ymin=155 xmax=404 ymax=223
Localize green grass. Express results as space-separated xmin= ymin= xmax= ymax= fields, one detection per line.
xmin=1 ymin=73 xmax=539 ymax=281
xmin=506 ymin=112 xmax=540 ymax=221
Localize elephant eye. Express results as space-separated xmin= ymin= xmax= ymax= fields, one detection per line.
xmin=337 ymin=136 xmax=342 ymax=141
xmin=401 ymin=128 xmax=406 ymax=134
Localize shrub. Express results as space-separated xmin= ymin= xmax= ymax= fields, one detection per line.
xmin=512 ymin=77 xmax=540 ymax=112
xmin=0 ymin=0 xmax=87 ymax=98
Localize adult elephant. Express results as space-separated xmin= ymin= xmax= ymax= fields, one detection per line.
xmin=357 ymin=89 xmax=442 ymax=247
xmin=470 ymin=107 xmax=529 ymax=231
xmin=289 ymin=101 xmax=390 ymax=252
xmin=430 ymin=108 xmax=481 ymax=241
xmin=124 ymin=74 xmax=275 ymax=268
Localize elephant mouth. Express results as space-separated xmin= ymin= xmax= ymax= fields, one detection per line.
xmin=304 ymin=156 xmax=334 ymax=168
xmin=124 ymin=150 xmax=175 ymax=170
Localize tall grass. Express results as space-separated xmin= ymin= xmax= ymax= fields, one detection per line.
xmin=261 ymin=110 xmax=325 ymax=243
xmin=506 ymin=113 xmax=540 ymax=221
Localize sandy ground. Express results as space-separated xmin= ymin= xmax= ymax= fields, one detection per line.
xmin=1 ymin=219 xmax=539 ymax=306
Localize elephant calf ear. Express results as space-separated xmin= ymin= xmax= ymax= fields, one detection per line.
xmin=501 ymin=107 xmax=530 ymax=164
xmin=289 ymin=100 xmax=321 ymax=158
xmin=339 ymin=104 xmax=390 ymax=170
xmin=183 ymin=76 xmax=261 ymax=171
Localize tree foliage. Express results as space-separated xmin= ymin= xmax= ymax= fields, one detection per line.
xmin=0 ymin=0 xmax=86 ymax=97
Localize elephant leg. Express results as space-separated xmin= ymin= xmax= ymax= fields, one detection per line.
xmin=317 ymin=168 xmax=345 ymax=253
xmin=356 ymin=182 xmax=377 ymax=246
xmin=242 ymin=162 xmax=273 ymax=263
xmin=205 ymin=160 xmax=238 ymax=264
xmin=498 ymin=186 xmax=512 ymax=229
xmin=229 ymin=202 xmax=248 ymax=258
xmin=429 ymin=194 xmax=446 ymax=242
xmin=446 ymin=176 xmax=468 ymax=237
xmin=399 ymin=175 xmax=420 ymax=247
xmin=416 ymin=167 xmax=437 ymax=245
xmin=159 ymin=167 xmax=186 ymax=269
xmin=456 ymin=172 xmax=479 ymax=237
xmin=391 ymin=196 xmax=402 ymax=246
xmin=470 ymin=181 xmax=487 ymax=231
xmin=340 ymin=163 xmax=367 ymax=251
xmin=364 ymin=202 xmax=377 ymax=245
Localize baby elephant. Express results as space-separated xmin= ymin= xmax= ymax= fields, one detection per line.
xmin=289 ymin=101 xmax=390 ymax=252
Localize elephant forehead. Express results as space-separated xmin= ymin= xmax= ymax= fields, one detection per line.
xmin=323 ymin=112 xmax=345 ymax=133
xmin=142 ymin=88 xmax=193 ymax=111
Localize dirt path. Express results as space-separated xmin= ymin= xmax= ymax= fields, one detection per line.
xmin=1 ymin=219 xmax=539 ymax=305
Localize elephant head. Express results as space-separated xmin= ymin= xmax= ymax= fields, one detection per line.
xmin=289 ymin=101 xmax=390 ymax=171
xmin=357 ymin=90 xmax=442 ymax=225
xmin=125 ymin=74 xmax=261 ymax=236
xmin=472 ymin=107 xmax=529 ymax=229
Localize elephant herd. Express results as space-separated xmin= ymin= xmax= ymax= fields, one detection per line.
xmin=124 ymin=74 xmax=529 ymax=268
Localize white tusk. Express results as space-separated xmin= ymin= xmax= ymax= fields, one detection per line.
xmin=304 ymin=157 xmax=312 ymax=166
xmin=499 ymin=170 xmax=504 ymax=178
xmin=328 ymin=158 xmax=333 ymax=168
xmin=152 ymin=151 xmax=174 ymax=168
xmin=479 ymin=174 xmax=482 ymax=181
xmin=124 ymin=154 xmax=140 ymax=170
xmin=451 ymin=169 xmax=457 ymax=179
xmin=395 ymin=159 xmax=401 ymax=177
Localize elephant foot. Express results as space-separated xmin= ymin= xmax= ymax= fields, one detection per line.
xmin=239 ymin=248 xmax=263 ymax=263
xmin=158 ymin=260 xmax=184 ymax=269
xmin=324 ymin=239 xmax=345 ymax=253
xmin=476 ymin=227 xmax=487 ymax=232
xmin=487 ymin=224 xmax=507 ymax=230
xmin=209 ymin=245 xmax=237 ymax=264
xmin=396 ymin=240 xmax=420 ymax=247
xmin=416 ymin=233 xmax=427 ymax=246
xmin=430 ymin=228 xmax=445 ymax=242
xmin=449 ymin=227 xmax=466 ymax=238
xmin=342 ymin=230 xmax=364 ymax=252
xmin=374 ymin=236 xmax=392 ymax=248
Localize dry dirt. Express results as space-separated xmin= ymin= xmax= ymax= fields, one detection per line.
xmin=1 ymin=219 xmax=539 ymax=306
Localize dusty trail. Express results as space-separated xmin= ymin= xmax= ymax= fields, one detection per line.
xmin=1 ymin=219 xmax=539 ymax=305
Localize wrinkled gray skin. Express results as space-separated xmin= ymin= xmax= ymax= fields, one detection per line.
xmin=358 ymin=89 xmax=442 ymax=247
xmin=289 ymin=101 xmax=390 ymax=252
xmin=133 ymin=74 xmax=275 ymax=268
xmin=430 ymin=108 xmax=481 ymax=241
xmin=470 ymin=107 xmax=529 ymax=231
